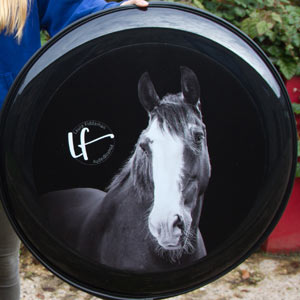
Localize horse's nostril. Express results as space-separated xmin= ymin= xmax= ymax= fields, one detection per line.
xmin=173 ymin=214 xmax=184 ymax=230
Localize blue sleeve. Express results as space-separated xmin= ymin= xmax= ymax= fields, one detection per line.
xmin=38 ymin=0 xmax=121 ymax=36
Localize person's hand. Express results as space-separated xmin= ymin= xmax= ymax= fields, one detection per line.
xmin=120 ymin=0 xmax=149 ymax=7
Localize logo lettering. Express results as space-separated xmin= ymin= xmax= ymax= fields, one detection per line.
xmin=68 ymin=127 xmax=115 ymax=161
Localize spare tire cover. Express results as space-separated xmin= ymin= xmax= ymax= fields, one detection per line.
xmin=0 ymin=3 xmax=297 ymax=299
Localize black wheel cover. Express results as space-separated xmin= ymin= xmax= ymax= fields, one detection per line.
xmin=0 ymin=3 xmax=297 ymax=299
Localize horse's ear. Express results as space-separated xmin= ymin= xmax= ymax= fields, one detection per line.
xmin=138 ymin=72 xmax=160 ymax=112
xmin=180 ymin=66 xmax=200 ymax=106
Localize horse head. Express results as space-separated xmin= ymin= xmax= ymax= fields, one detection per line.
xmin=135 ymin=66 xmax=211 ymax=260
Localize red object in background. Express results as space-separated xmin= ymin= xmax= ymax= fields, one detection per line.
xmin=286 ymin=76 xmax=300 ymax=102
xmin=263 ymin=179 xmax=300 ymax=252
xmin=262 ymin=76 xmax=300 ymax=253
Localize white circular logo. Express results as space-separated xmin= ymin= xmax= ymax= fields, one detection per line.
xmin=68 ymin=120 xmax=115 ymax=165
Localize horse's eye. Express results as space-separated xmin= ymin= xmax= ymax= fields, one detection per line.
xmin=140 ymin=142 xmax=150 ymax=155
xmin=193 ymin=131 xmax=203 ymax=144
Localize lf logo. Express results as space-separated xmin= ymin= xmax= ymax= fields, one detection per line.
xmin=68 ymin=120 xmax=115 ymax=165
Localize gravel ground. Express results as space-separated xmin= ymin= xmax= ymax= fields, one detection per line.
xmin=20 ymin=246 xmax=300 ymax=300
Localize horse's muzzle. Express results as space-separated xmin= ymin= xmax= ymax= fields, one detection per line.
xmin=149 ymin=214 xmax=185 ymax=250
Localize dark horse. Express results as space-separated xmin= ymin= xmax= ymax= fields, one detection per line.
xmin=41 ymin=66 xmax=211 ymax=272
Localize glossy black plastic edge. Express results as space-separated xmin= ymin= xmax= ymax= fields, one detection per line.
xmin=0 ymin=2 xmax=297 ymax=300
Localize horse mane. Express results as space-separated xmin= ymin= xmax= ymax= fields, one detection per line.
xmin=106 ymin=156 xmax=133 ymax=193
xmin=153 ymin=92 xmax=202 ymax=138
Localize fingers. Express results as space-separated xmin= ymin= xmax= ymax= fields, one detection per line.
xmin=135 ymin=0 xmax=149 ymax=7
xmin=120 ymin=0 xmax=149 ymax=7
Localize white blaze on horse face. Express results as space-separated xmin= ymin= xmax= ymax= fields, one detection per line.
xmin=145 ymin=118 xmax=185 ymax=248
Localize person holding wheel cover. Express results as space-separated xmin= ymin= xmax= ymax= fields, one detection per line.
xmin=0 ymin=0 xmax=148 ymax=299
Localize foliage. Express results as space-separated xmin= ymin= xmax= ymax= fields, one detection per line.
xmin=40 ymin=30 xmax=50 ymax=46
xmin=292 ymin=103 xmax=300 ymax=115
xmin=292 ymin=102 xmax=300 ymax=177
xmin=187 ymin=0 xmax=300 ymax=81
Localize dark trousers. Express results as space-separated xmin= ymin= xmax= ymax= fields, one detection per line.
xmin=0 ymin=202 xmax=20 ymax=300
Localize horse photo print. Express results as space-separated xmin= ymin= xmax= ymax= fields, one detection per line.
xmin=40 ymin=66 xmax=211 ymax=272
